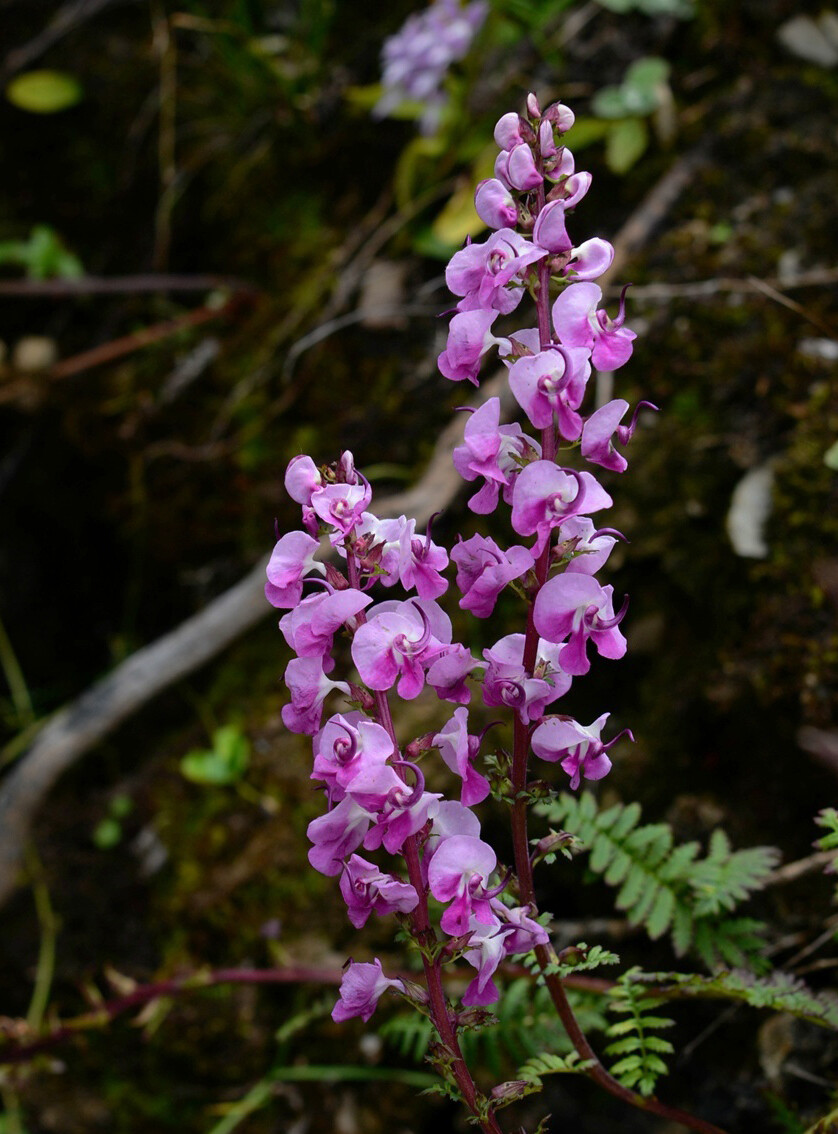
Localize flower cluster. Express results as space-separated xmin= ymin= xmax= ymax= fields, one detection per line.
xmin=267 ymin=92 xmax=649 ymax=1035
xmin=374 ymin=0 xmax=487 ymax=135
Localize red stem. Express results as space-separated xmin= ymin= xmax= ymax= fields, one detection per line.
xmin=345 ymin=544 xmax=502 ymax=1134
xmin=506 ymin=159 xmax=730 ymax=1134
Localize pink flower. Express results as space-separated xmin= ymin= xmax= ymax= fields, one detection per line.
xmin=312 ymin=712 xmax=394 ymax=799
xmin=481 ymin=633 xmax=571 ymax=722
xmin=510 ymin=460 xmax=612 ymax=557
xmin=508 ymin=346 xmax=591 ymax=436
xmin=474 ymin=178 xmax=517 ymax=230
xmin=307 ymin=795 xmax=373 ymax=876
xmin=285 ymin=454 xmax=322 ymax=505
xmin=332 ymin=959 xmax=404 ymax=1023
xmin=428 ymin=834 xmax=497 ymax=936
xmin=311 ymin=481 xmax=372 ymax=536
xmin=425 ymin=644 xmax=481 ymax=705
xmin=533 ymin=573 xmax=628 ymax=676
xmin=531 ymin=713 xmax=633 ymax=789
xmin=451 ymin=533 xmax=534 ymax=617
xmin=265 ymin=530 xmax=324 ymax=608
xmin=446 ymin=229 xmax=546 ymax=315
xmin=452 ymin=397 xmax=540 ymax=514
xmin=580 ymin=399 xmax=658 ymax=473
xmin=279 ymin=588 xmax=370 ymax=659
xmin=282 ymin=656 xmax=350 ymax=735
xmin=438 ymin=309 xmax=506 ymax=385
xmin=339 ymin=855 xmax=419 ymax=928
xmin=433 ymin=707 xmax=490 ymax=807
xmin=351 ymin=599 xmax=450 ymax=700
xmin=552 ymin=282 xmax=636 ymax=371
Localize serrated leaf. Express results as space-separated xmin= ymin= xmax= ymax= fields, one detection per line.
xmin=605 ymin=118 xmax=649 ymax=174
xmin=7 ymin=70 xmax=82 ymax=114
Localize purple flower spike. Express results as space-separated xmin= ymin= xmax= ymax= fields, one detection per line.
xmin=331 ymin=959 xmax=404 ymax=1023
xmin=533 ymin=573 xmax=628 ymax=675
xmin=552 ymin=282 xmax=637 ymax=371
xmin=508 ymin=347 xmax=591 ymax=436
xmin=339 ymin=855 xmax=419 ymax=928
xmin=531 ymin=713 xmax=634 ymax=789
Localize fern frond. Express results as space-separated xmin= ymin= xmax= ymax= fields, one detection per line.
xmin=537 ymin=792 xmax=778 ymax=969
xmin=517 ymin=1050 xmax=594 ymax=1085
xmin=604 ymin=969 xmax=674 ymax=1097
xmin=638 ymin=969 xmax=838 ymax=1031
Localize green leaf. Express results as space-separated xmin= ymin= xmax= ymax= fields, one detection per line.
xmin=625 ymin=57 xmax=670 ymax=96
xmin=6 ymin=70 xmax=82 ymax=114
xmin=824 ymin=440 xmax=838 ymax=470
xmin=563 ymin=116 xmax=610 ymax=150
xmin=591 ymin=86 xmax=631 ymax=119
xmin=180 ymin=725 xmax=250 ymax=785
xmin=605 ymin=118 xmax=649 ymax=173
xmin=92 ymin=817 xmax=122 ymax=849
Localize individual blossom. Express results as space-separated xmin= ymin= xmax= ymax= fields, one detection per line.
xmin=351 ymin=599 xmax=450 ymax=700
xmin=510 ymin=460 xmax=612 ymax=557
xmin=451 ymin=533 xmax=534 ymax=617
xmin=312 ymin=712 xmax=395 ymax=800
xmin=507 ymin=346 xmax=591 ymax=436
xmin=427 ymin=834 xmax=498 ymax=936
xmin=452 ymin=397 xmax=540 ymax=514
xmin=446 ymin=229 xmax=546 ymax=315
xmin=284 ymin=454 xmax=323 ymax=505
xmin=555 ymin=515 xmax=619 ymax=576
xmin=533 ymin=573 xmax=628 ymax=676
xmin=279 ymin=588 xmax=371 ymax=659
xmin=331 ymin=958 xmax=404 ymax=1023
xmin=474 ymin=178 xmax=517 ymax=230
xmin=495 ymin=142 xmax=543 ymax=191
xmin=580 ymin=398 xmax=658 ymax=473
xmin=355 ymin=762 xmax=441 ymax=855
xmin=531 ymin=712 xmax=634 ymax=790
xmin=311 ymin=480 xmax=372 ymax=537
xmin=339 ymin=855 xmax=419 ymax=928
xmin=552 ymin=282 xmax=636 ymax=371
xmin=307 ymin=794 xmax=374 ymax=876
xmin=481 ymin=633 xmax=571 ymax=721
xmin=461 ymin=917 xmax=511 ymax=1006
xmin=265 ymin=530 xmax=324 ymax=609
xmin=282 ymin=656 xmax=350 ymax=735
xmin=425 ymin=643 xmax=481 ymax=704
xmin=433 ymin=706 xmax=490 ymax=806
xmin=438 ymin=309 xmax=507 ymax=385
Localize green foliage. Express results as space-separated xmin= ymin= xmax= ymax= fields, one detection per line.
xmin=537 ymin=941 xmax=621 ymax=981
xmin=180 ymin=725 xmax=250 ymax=786
xmin=597 ymin=0 xmax=694 ymax=16
xmin=381 ymin=979 xmax=608 ymax=1078
xmin=642 ymin=969 xmax=838 ymax=1031
xmin=537 ymin=792 xmax=779 ymax=970
xmin=590 ymin=57 xmax=672 ymax=171
xmin=0 ymin=225 xmax=83 ymax=279
xmin=5 ymin=70 xmax=82 ymax=114
xmin=92 ymin=794 xmax=134 ymax=849
xmin=604 ymin=969 xmax=675 ymax=1097
xmin=515 ymin=1049 xmax=594 ymax=1088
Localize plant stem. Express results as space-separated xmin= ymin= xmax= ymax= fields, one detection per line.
xmin=345 ymin=544 xmax=502 ymax=1134
xmin=506 ymin=160 xmax=730 ymax=1134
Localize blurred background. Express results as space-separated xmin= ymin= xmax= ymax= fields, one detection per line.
xmin=0 ymin=0 xmax=836 ymax=1130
